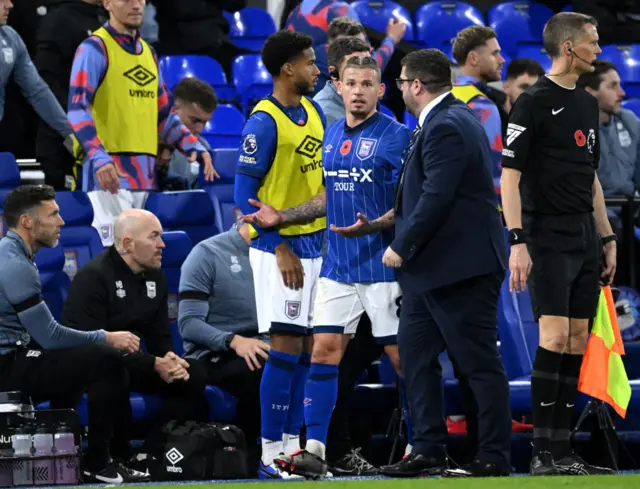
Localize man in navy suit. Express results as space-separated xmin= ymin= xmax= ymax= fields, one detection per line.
xmin=380 ymin=49 xmax=511 ymax=478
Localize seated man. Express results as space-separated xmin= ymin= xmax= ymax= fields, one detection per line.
xmin=178 ymin=217 xmax=267 ymax=469
xmin=0 ymin=185 xmax=147 ymax=484
xmin=61 ymin=208 xmax=207 ymax=455
xmin=156 ymin=78 xmax=218 ymax=190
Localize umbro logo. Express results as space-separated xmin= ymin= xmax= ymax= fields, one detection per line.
xmin=123 ymin=65 xmax=156 ymax=87
xmin=295 ymin=135 xmax=323 ymax=159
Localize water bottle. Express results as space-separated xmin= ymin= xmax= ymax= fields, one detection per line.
xmin=53 ymin=423 xmax=78 ymax=485
xmin=32 ymin=424 xmax=54 ymax=485
xmin=12 ymin=424 xmax=34 ymax=486
xmin=0 ymin=427 xmax=13 ymax=487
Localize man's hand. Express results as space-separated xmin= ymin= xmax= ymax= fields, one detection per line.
xmin=105 ymin=331 xmax=140 ymax=354
xmin=601 ymin=241 xmax=617 ymax=286
xmin=241 ymin=199 xmax=283 ymax=228
xmin=330 ymin=212 xmax=374 ymax=238
xmin=230 ymin=336 xmax=270 ymax=371
xmin=154 ymin=355 xmax=189 ymax=383
xmin=188 ymin=151 xmax=219 ymax=181
xmin=275 ymin=242 xmax=304 ymax=290
xmin=386 ymin=18 xmax=406 ymax=44
xmin=156 ymin=143 xmax=174 ymax=169
xmin=165 ymin=351 xmax=189 ymax=370
xmin=382 ymin=246 xmax=403 ymax=268
xmin=509 ymin=244 xmax=532 ymax=293
xmin=96 ymin=162 xmax=121 ymax=194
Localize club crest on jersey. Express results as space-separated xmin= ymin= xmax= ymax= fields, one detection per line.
xmin=356 ymin=138 xmax=377 ymax=161
xmin=146 ymin=281 xmax=156 ymax=299
xmin=285 ymin=300 xmax=301 ymax=320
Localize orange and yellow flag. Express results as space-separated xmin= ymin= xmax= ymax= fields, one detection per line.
xmin=578 ymin=286 xmax=632 ymax=418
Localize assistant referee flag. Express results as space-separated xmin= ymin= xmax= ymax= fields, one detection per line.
xmin=578 ymin=286 xmax=632 ymax=418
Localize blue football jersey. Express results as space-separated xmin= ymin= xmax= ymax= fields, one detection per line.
xmin=321 ymin=112 xmax=411 ymax=283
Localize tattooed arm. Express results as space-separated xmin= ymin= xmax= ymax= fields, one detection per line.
xmin=369 ymin=209 xmax=395 ymax=231
xmin=279 ymin=191 xmax=327 ymax=224
xmin=330 ymin=208 xmax=395 ymax=238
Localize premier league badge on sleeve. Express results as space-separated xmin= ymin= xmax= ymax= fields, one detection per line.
xmin=356 ymin=138 xmax=377 ymax=161
xmin=243 ymin=134 xmax=258 ymax=155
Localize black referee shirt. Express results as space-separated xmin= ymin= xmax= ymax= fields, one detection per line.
xmin=61 ymin=247 xmax=173 ymax=373
xmin=501 ymin=75 xmax=600 ymax=216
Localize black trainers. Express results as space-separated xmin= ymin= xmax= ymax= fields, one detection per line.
xmin=555 ymin=452 xmax=615 ymax=475
xmin=329 ymin=448 xmax=379 ymax=476
xmin=274 ymin=449 xmax=328 ymax=480
xmin=530 ymin=451 xmax=560 ymax=476
xmin=83 ymin=461 xmax=151 ymax=484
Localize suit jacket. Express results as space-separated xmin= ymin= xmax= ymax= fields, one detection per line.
xmin=392 ymin=93 xmax=507 ymax=294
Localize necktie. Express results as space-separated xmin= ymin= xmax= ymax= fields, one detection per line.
xmin=395 ymin=125 xmax=422 ymax=212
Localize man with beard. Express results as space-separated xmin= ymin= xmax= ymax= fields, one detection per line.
xmin=233 ymin=30 xmax=326 ymax=479
xmin=501 ymin=59 xmax=546 ymax=135
xmin=68 ymin=0 xmax=217 ymax=247
xmin=451 ymin=26 xmax=506 ymax=179
xmin=0 ymin=185 xmax=146 ymax=484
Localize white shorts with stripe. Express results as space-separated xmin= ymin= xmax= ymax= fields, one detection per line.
xmin=249 ymin=247 xmax=322 ymax=335
xmin=312 ymin=277 xmax=401 ymax=344
xmin=88 ymin=190 xmax=149 ymax=247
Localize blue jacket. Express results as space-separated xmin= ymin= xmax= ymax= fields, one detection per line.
xmin=392 ymin=93 xmax=506 ymax=293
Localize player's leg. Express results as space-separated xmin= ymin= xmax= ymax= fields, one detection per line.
xmin=87 ymin=190 xmax=127 ymax=247
xmin=275 ymin=278 xmax=363 ymax=479
xmin=282 ymin=257 xmax=321 ymax=454
xmin=249 ymin=248 xmax=306 ymax=478
xmin=527 ymin=248 xmax=573 ymax=474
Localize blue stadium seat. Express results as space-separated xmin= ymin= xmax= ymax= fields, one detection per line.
xmin=145 ymin=190 xmax=218 ymax=245
xmin=622 ymin=99 xmax=640 ymax=118
xmin=55 ymin=191 xmax=104 ymax=281
xmin=224 ymin=7 xmax=277 ymax=52
xmin=159 ymin=55 xmax=235 ymax=101
xmin=201 ymin=104 xmax=246 ymax=150
xmin=600 ymin=45 xmax=640 ymax=99
xmin=350 ymin=1 xmax=414 ymax=41
xmin=161 ymin=231 xmax=193 ymax=356
xmin=561 ymin=3 xmax=572 ymax=11
xmin=488 ymin=1 xmax=554 ymax=59
xmin=379 ymin=104 xmax=396 ymax=120
xmin=403 ymin=111 xmax=417 ymax=131
xmin=515 ymin=45 xmax=552 ymax=72
xmin=0 ymin=152 xmax=20 ymax=237
xmin=415 ymin=2 xmax=484 ymax=49
xmin=202 ymin=148 xmax=237 ymax=235
xmin=34 ymin=245 xmax=71 ymax=321
xmin=232 ymin=54 xmax=273 ymax=114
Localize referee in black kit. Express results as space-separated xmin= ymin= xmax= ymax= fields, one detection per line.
xmin=501 ymin=12 xmax=617 ymax=476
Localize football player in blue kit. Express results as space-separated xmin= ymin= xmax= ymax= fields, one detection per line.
xmin=242 ymin=55 xmax=412 ymax=479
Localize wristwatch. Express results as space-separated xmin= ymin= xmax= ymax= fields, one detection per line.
xmin=225 ymin=334 xmax=235 ymax=350
xmin=602 ymin=234 xmax=617 ymax=245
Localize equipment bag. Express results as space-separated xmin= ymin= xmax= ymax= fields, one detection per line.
xmin=146 ymin=420 xmax=247 ymax=481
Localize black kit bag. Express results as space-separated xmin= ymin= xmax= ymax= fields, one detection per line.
xmin=146 ymin=420 xmax=248 ymax=481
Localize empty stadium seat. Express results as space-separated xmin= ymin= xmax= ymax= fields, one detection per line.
xmin=201 ymin=104 xmax=246 ymax=150
xmin=35 ymin=245 xmax=71 ymax=321
xmin=0 ymin=152 xmax=20 ymax=237
xmin=601 ymin=45 xmax=640 ymax=98
xmin=350 ymin=0 xmax=414 ymax=41
xmin=55 ymin=191 xmax=104 ymax=281
xmin=145 ymin=190 xmax=218 ymax=244
xmin=415 ymin=2 xmax=484 ymax=49
xmin=515 ymin=45 xmax=552 ymax=72
xmin=202 ymin=148 xmax=237 ymax=234
xmin=488 ymin=1 xmax=554 ymax=59
xmin=224 ymin=7 xmax=277 ymax=52
xmin=161 ymin=230 xmax=193 ymax=356
xmin=622 ymin=99 xmax=640 ymax=118
xmin=159 ymin=55 xmax=235 ymax=101
xmin=232 ymin=54 xmax=273 ymax=114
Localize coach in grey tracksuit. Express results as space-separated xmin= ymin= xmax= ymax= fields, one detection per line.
xmin=178 ymin=222 xmax=266 ymax=445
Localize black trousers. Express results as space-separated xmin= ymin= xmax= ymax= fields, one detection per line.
xmin=199 ymin=352 xmax=263 ymax=448
xmin=110 ymin=355 xmax=208 ymax=455
xmin=398 ymin=272 xmax=511 ymax=469
xmin=327 ymin=314 xmax=384 ymax=462
xmin=0 ymin=345 xmax=129 ymax=472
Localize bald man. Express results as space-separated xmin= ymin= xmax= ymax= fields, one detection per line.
xmin=61 ymin=209 xmax=207 ymax=463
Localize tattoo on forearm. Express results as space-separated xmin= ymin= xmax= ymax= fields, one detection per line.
xmin=370 ymin=209 xmax=396 ymax=232
xmin=281 ymin=192 xmax=327 ymax=224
